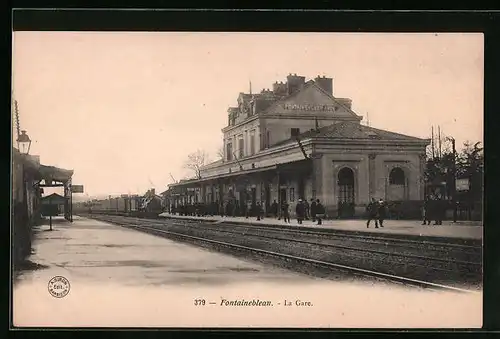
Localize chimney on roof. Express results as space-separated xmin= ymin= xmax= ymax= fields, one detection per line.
xmin=286 ymin=74 xmax=306 ymax=95
xmin=273 ymin=81 xmax=287 ymax=96
xmin=314 ymin=75 xmax=333 ymax=96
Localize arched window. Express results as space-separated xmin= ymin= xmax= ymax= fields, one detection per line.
xmin=389 ymin=167 xmax=406 ymax=185
xmin=338 ymin=167 xmax=355 ymax=186
xmin=337 ymin=167 xmax=355 ymax=204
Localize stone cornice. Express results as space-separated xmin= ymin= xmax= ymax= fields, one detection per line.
xmin=221 ymin=115 xmax=260 ymax=133
xmin=312 ymin=137 xmax=429 ymax=146
xmin=262 ymin=114 xmax=361 ymax=121
xmin=331 ymin=159 xmax=361 ymax=163
xmin=200 ymin=139 xmax=314 ymax=173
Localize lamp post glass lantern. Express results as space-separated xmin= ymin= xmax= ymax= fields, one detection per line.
xmin=17 ymin=130 xmax=32 ymax=155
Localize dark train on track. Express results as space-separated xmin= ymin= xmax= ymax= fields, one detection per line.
xmin=73 ymin=189 xmax=165 ymax=218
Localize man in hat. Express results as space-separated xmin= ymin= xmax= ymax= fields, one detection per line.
xmin=310 ymin=198 xmax=317 ymax=222
xmin=366 ymin=198 xmax=379 ymax=228
xmin=304 ymin=198 xmax=310 ymax=220
xmin=377 ymin=198 xmax=387 ymax=228
xmin=315 ymin=199 xmax=325 ymax=225
xmin=295 ymin=199 xmax=305 ymax=224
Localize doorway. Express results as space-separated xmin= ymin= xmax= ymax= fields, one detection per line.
xmin=280 ymin=188 xmax=287 ymax=204
xmin=338 ymin=167 xmax=355 ymax=218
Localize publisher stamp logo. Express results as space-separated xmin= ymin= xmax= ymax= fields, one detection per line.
xmin=48 ymin=276 xmax=70 ymax=298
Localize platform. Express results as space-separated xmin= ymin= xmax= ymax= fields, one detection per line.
xmin=15 ymin=216 xmax=319 ymax=288
xmin=159 ymin=213 xmax=483 ymax=242
xmin=13 ymin=216 xmax=482 ymax=328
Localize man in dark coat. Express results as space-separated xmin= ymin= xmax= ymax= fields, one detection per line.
xmin=304 ymin=199 xmax=310 ymax=220
xmin=295 ymin=199 xmax=305 ymax=224
xmin=377 ymin=199 xmax=387 ymax=227
xmin=434 ymin=196 xmax=445 ymax=225
xmin=310 ymin=198 xmax=317 ymax=222
xmin=256 ymin=201 xmax=263 ymax=221
xmin=315 ymin=199 xmax=325 ymax=225
xmin=282 ymin=201 xmax=290 ymax=223
xmin=271 ymin=200 xmax=279 ymax=219
xmin=366 ymin=198 xmax=379 ymax=228
xmin=422 ymin=196 xmax=431 ymax=225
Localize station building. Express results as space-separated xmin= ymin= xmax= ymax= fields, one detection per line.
xmin=168 ymin=74 xmax=430 ymax=218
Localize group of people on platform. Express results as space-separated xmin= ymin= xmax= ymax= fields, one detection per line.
xmin=168 ymin=194 xmax=449 ymax=227
xmin=366 ymin=198 xmax=388 ymax=228
xmin=168 ymin=197 xmax=326 ymax=225
xmin=170 ymin=200 xmax=267 ymax=219
xmin=268 ymin=198 xmax=326 ymax=225
xmin=421 ymin=194 xmax=448 ymax=225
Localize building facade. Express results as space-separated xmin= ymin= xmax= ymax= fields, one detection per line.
xmin=168 ymin=74 xmax=430 ymax=218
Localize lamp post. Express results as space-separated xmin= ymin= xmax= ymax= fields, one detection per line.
xmin=16 ymin=130 xmax=32 ymax=239
xmin=17 ymin=130 xmax=32 ymax=155
xmin=446 ymin=136 xmax=457 ymax=223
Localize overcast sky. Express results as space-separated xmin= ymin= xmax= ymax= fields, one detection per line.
xmin=12 ymin=32 xmax=483 ymax=198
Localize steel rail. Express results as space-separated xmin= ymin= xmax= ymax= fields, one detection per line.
xmin=87 ymin=214 xmax=478 ymax=294
xmin=85 ymin=214 xmax=481 ymax=268
xmin=168 ymin=221 xmax=481 ymax=267
xmin=125 ymin=222 xmax=477 ymax=294
xmin=90 ymin=213 xmax=481 ymax=250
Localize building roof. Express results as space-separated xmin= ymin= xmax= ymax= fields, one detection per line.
xmin=300 ymin=121 xmax=428 ymax=142
xmin=259 ymin=80 xmax=362 ymax=121
xmin=13 ymin=148 xmax=74 ymax=183
xmin=39 ymin=165 xmax=74 ymax=183
xmin=41 ymin=193 xmax=66 ymax=204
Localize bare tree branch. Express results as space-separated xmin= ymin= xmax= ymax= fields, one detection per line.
xmin=216 ymin=146 xmax=224 ymax=160
xmin=183 ymin=149 xmax=210 ymax=179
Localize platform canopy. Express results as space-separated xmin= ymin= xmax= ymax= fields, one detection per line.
xmin=39 ymin=165 xmax=74 ymax=184
xmin=41 ymin=193 xmax=66 ymax=205
xmin=13 ymin=148 xmax=74 ymax=184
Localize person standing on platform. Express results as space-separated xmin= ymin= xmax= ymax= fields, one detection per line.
xmin=377 ymin=198 xmax=387 ymax=227
xmin=421 ymin=196 xmax=431 ymax=225
xmin=310 ymin=198 xmax=317 ymax=222
xmin=295 ymin=199 xmax=305 ymax=224
xmin=434 ymin=195 xmax=444 ymax=225
xmin=282 ymin=200 xmax=291 ymax=223
xmin=256 ymin=201 xmax=263 ymax=221
xmin=271 ymin=200 xmax=279 ymax=219
xmin=315 ymin=199 xmax=325 ymax=225
xmin=304 ymin=199 xmax=310 ymax=220
xmin=366 ymin=198 xmax=379 ymax=228
xmin=244 ymin=200 xmax=250 ymax=219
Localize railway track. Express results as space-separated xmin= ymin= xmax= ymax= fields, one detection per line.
xmin=81 ymin=213 xmax=481 ymax=294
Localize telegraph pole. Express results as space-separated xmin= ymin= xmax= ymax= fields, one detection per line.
xmin=431 ymin=126 xmax=435 ymax=159
xmin=447 ymin=137 xmax=457 ymax=223
xmin=14 ymin=100 xmax=21 ymax=149
xmin=438 ymin=126 xmax=442 ymax=159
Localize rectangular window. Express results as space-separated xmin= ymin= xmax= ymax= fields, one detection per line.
xmin=291 ymin=128 xmax=300 ymax=138
xmin=226 ymin=142 xmax=233 ymax=161
xmin=250 ymin=130 xmax=256 ymax=155
xmin=290 ymin=187 xmax=295 ymax=202
xmin=238 ymin=136 xmax=244 ymax=158
xmin=266 ymin=131 xmax=271 ymax=148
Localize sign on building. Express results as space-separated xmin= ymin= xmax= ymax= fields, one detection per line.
xmin=456 ymin=178 xmax=470 ymax=192
xmin=71 ymin=185 xmax=84 ymax=193
xmin=282 ymin=103 xmax=337 ymax=111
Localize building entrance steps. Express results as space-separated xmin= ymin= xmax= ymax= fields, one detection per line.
xmin=159 ymin=213 xmax=483 ymax=243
